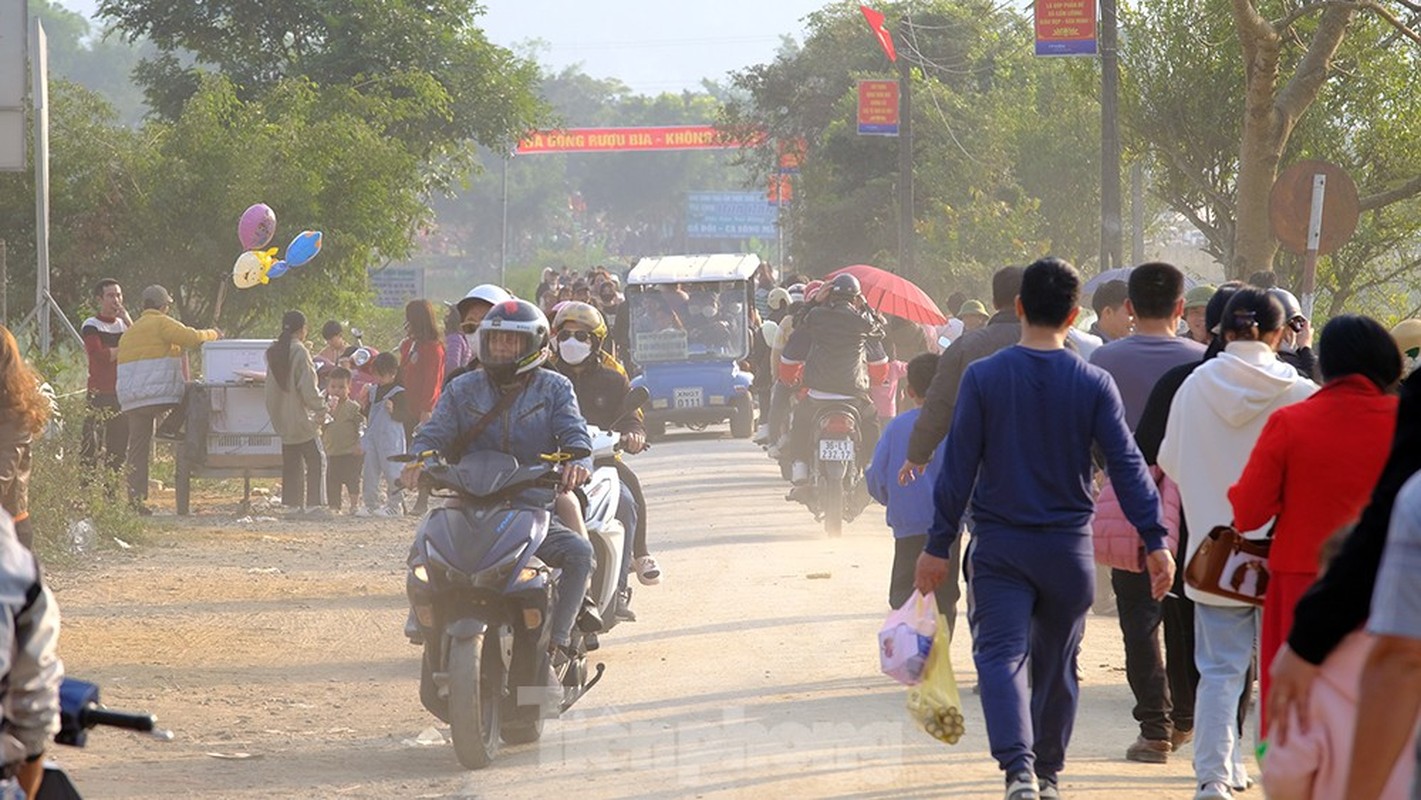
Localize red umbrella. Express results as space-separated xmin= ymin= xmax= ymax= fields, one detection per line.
xmin=823 ymin=264 xmax=946 ymax=326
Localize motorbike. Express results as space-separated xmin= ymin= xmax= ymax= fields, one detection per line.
xmin=805 ymin=400 xmax=866 ymax=538
xmin=402 ymin=387 xmax=648 ymax=770
xmin=37 ymin=678 xmax=170 ymax=799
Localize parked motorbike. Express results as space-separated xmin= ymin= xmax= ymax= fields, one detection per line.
xmin=37 ymin=678 xmax=170 ymax=799
xmin=401 ymin=387 xmax=648 ymax=770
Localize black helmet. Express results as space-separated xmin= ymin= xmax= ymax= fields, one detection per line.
xmin=478 ymin=299 xmax=550 ymax=384
xmin=828 ymin=273 xmax=862 ymax=300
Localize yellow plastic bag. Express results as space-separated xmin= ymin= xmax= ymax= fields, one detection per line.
xmin=906 ymin=612 xmax=966 ymax=744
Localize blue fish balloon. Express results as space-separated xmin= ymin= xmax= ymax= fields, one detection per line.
xmin=285 ymin=230 xmax=322 ymax=267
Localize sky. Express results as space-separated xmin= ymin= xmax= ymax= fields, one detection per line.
xmin=62 ymin=0 xmax=831 ymax=96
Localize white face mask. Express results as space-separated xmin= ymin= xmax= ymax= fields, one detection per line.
xmin=557 ymin=337 xmax=593 ymax=365
xmin=465 ymin=333 xmax=480 ymax=361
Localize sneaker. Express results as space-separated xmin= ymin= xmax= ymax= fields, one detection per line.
xmin=635 ymin=555 xmax=662 ymax=586
xmin=372 ymin=506 xmax=401 ymax=518
xmin=786 ymin=483 xmax=815 ymax=505
xmin=1194 ymin=782 xmax=1233 ymax=800
xmin=753 ymin=424 xmax=770 ymax=444
xmin=354 ymin=507 xmax=372 ymax=518
xmin=1037 ymin=776 xmax=1061 ymax=800
xmin=1171 ymin=728 xmax=1194 ymax=751
xmin=1232 ymin=776 xmax=1254 ymax=793
xmin=1125 ymin=735 xmax=1171 ymax=764
xmin=1004 ymin=771 xmax=1039 ymax=800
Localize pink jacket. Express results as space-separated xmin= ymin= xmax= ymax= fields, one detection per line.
xmin=1262 ymin=631 xmax=1417 ymax=800
xmin=1091 ymin=467 xmax=1180 ymax=571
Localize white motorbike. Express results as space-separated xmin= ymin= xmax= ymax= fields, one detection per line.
xmin=580 ymin=386 xmax=650 ymax=636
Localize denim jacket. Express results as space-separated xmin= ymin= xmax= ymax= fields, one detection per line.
xmin=412 ymin=367 xmax=592 ymax=474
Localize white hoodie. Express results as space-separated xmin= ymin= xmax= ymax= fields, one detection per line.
xmin=1158 ymin=340 xmax=1318 ymax=606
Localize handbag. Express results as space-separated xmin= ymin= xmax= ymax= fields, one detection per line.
xmin=1184 ymin=524 xmax=1271 ymax=606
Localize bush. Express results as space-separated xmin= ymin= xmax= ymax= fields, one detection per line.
xmin=28 ymin=395 xmax=145 ymax=562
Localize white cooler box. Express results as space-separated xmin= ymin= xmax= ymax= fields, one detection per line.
xmin=201 ymin=340 xmax=274 ymax=383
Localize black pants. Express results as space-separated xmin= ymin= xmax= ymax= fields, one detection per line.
xmin=1113 ymin=567 xmax=1198 ymax=740
xmin=282 ymin=440 xmax=325 ymax=509
xmin=81 ymin=392 xmax=129 ymax=478
xmin=890 ymin=533 xmax=962 ymax=643
xmin=326 ymin=453 xmax=361 ymax=510
xmin=613 ymin=459 xmax=651 ymax=558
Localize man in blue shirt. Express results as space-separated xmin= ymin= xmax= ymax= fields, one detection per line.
xmin=915 ymin=257 xmax=1175 ymax=800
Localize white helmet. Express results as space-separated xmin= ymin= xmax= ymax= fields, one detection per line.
xmin=457 ymin=283 xmax=513 ymax=317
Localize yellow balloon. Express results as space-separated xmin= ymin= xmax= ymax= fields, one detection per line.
xmin=232 ymin=251 xmax=264 ymax=289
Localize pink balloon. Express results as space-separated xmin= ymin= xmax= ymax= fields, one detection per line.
xmin=238 ymin=204 xmax=277 ymax=250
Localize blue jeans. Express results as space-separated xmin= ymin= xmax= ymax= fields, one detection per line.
xmin=969 ymin=529 xmax=1094 ymax=779
xmin=1192 ymin=603 xmax=1258 ymax=788
xmin=538 ymin=523 xmax=595 ymax=647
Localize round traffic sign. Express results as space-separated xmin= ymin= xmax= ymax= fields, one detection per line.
xmin=1268 ymin=160 xmax=1360 ymax=256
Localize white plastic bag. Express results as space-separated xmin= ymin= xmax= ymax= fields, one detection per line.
xmin=879 ymin=591 xmax=937 ymax=685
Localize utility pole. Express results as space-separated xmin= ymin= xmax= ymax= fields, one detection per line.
xmin=499 ymin=155 xmax=509 ymax=287
xmin=1099 ymin=0 xmax=1123 ymax=272
xmin=896 ymin=40 xmax=914 ymax=276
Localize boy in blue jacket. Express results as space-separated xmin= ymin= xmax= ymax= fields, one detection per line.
xmin=865 ymin=352 xmax=958 ymax=636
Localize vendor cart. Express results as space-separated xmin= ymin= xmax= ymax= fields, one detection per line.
xmin=173 ymin=341 xmax=284 ymax=515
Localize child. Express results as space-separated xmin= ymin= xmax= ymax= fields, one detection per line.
xmin=864 ymin=353 xmax=955 ymax=627
xmin=359 ymin=352 xmax=412 ymax=517
xmin=322 ymin=367 xmax=363 ymax=513
xmin=1260 ymin=526 xmax=1418 ymax=800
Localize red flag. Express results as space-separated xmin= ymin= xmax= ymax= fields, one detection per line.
xmin=859 ymin=5 xmax=897 ymax=63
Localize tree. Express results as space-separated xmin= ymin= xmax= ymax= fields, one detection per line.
xmin=30 ymin=0 xmax=150 ymax=125
xmin=97 ymin=0 xmax=546 ymax=183
xmin=721 ymin=1 xmax=1103 ymax=297
xmin=1120 ymin=0 xmax=1421 ymax=310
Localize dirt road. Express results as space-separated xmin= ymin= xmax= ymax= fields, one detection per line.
xmin=49 ymin=431 xmax=1231 ymax=799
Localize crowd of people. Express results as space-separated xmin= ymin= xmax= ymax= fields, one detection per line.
xmin=864 ymin=258 xmax=1421 ymax=800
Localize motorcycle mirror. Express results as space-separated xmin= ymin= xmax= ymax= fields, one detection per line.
xmin=606 ymin=386 xmax=650 ymax=432
xmin=760 ymin=320 xmax=780 ymax=347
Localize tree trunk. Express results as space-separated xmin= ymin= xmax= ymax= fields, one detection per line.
xmin=1228 ymin=2 xmax=1356 ymax=280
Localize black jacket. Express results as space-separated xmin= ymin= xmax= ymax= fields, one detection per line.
xmin=553 ymin=359 xmax=645 ymax=438
xmin=1287 ymin=369 xmax=1421 ymax=664
xmin=782 ymin=302 xmax=886 ymax=398
xmin=907 ymin=310 xmax=1021 ymax=465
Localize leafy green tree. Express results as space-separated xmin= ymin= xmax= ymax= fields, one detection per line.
xmin=97 ymin=0 xmax=546 ymax=183
xmin=721 ymin=0 xmax=1102 ymax=298
xmin=1120 ymin=0 xmax=1421 ymax=312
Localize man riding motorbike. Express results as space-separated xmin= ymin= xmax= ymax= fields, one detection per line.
xmin=401 ymin=299 xmax=595 ymax=664
xmin=779 ymin=274 xmax=889 ymax=504
xmin=549 ymin=302 xmax=662 ymax=612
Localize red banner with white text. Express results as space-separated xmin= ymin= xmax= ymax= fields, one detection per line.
xmin=516 ymin=125 xmax=759 ymax=154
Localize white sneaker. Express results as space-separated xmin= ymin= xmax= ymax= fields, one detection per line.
xmin=1194 ymin=782 xmax=1233 ymax=800
xmin=354 ymin=507 xmax=372 ymax=518
xmin=753 ymin=424 xmax=770 ymax=443
xmin=372 ymin=507 xmax=401 ymax=518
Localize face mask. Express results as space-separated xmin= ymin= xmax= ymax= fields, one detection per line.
xmin=465 ymin=333 xmax=480 ymax=361
xmin=557 ymin=337 xmax=593 ymax=365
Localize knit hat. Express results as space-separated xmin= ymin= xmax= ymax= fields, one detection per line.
xmin=958 ymin=299 xmax=989 ymax=320
xmin=1184 ymin=285 xmax=1216 ymax=310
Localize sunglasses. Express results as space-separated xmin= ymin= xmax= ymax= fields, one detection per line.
xmin=556 ymin=330 xmax=593 ymax=343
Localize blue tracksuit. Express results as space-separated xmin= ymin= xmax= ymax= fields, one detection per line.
xmin=928 ymin=345 xmax=1166 ymax=780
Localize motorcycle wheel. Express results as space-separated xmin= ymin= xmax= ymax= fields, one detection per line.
xmin=821 ymin=476 xmax=844 ymax=538
xmin=448 ymin=634 xmax=502 ymax=770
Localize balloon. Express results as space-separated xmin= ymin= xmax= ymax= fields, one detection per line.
xmin=285 ymin=230 xmax=322 ymax=267
xmin=232 ymin=251 xmax=264 ymax=288
xmin=265 ymin=260 xmax=290 ymax=280
xmin=238 ymin=203 xmax=277 ymax=250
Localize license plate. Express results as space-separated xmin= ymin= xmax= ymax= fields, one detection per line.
xmin=819 ymin=439 xmax=855 ymax=462
xmin=673 ymin=387 xmax=704 ymax=409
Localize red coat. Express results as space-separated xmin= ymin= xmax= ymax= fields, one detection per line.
xmin=398 ymin=338 xmax=445 ymax=420
xmin=1229 ymin=374 xmax=1397 ymax=574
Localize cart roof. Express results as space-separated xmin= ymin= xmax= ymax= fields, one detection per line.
xmin=627 ymin=254 xmax=761 ymax=286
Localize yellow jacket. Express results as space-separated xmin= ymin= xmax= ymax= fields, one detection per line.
xmin=116 ymin=309 xmax=219 ymax=411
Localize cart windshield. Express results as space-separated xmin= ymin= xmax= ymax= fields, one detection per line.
xmin=629 ymin=282 xmax=748 ymax=363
